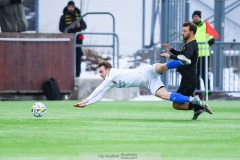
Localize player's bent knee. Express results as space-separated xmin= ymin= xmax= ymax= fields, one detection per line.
xmin=155 ymin=63 xmax=167 ymax=74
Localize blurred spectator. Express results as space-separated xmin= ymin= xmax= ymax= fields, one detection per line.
xmin=0 ymin=0 xmax=28 ymax=32
xmin=59 ymin=1 xmax=87 ymax=77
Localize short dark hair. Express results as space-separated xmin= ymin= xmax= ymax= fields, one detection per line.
xmin=68 ymin=1 xmax=75 ymax=6
xmin=98 ymin=61 xmax=112 ymax=69
xmin=183 ymin=21 xmax=197 ymax=35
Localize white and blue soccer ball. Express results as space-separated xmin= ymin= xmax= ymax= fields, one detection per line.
xmin=31 ymin=102 xmax=46 ymax=117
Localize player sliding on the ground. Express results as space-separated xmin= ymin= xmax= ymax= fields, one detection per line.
xmin=73 ymin=60 xmax=212 ymax=120
xmin=161 ymin=21 xmax=212 ymax=120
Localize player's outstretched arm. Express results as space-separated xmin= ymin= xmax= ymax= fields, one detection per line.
xmin=73 ymin=79 xmax=113 ymax=108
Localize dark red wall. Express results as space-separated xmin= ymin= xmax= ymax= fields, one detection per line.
xmin=0 ymin=33 xmax=74 ymax=94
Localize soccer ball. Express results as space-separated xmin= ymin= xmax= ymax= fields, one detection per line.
xmin=31 ymin=102 xmax=47 ymax=117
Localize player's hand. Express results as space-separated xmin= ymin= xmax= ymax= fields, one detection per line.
xmin=160 ymin=52 xmax=170 ymax=58
xmin=161 ymin=43 xmax=172 ymax=51
xmin=73 ymin=99 xmax=88 ymax=108
xmin=73 ymin=103 xmax=85 ymax=108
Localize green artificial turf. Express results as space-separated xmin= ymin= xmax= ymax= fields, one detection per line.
xmin=0 ymin=100 xmax=240 ymax=160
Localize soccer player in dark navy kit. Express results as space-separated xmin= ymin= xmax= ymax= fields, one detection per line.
xmin=161 ymin=21 xmax=212 ymax=120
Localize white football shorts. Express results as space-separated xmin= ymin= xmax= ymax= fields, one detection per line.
xmin=143 ymin=64 xmax=164 ymax=95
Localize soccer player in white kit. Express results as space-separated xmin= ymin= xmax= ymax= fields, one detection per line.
xmin=73 ymin=60 xmax=205 ymax=110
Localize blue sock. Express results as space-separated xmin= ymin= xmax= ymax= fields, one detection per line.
xmin=169 ymin=93 xmax=190 ymax=103
xmin=166 ymin=60 xmax=182 ymax=69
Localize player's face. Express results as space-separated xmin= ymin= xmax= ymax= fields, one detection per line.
xmin=99 ymin=66 xmax=110 ymax=80
xmin=182 ymin=26 xmax=191 ymax=41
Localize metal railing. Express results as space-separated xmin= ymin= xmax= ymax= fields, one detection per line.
xmin=74 ymin=32 xmax=120 ymax=69
xmin=64 ymin=12 xmax=115 ymax=34
xmin=64 ymin=12 xmax=119 ymax=75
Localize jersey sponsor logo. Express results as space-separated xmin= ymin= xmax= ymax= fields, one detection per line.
xmin=113 ymin=80 xmax=126 ymax=88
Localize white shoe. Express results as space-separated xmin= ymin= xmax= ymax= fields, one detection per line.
xmin=177 ymin=55 xmax=191 ymax=65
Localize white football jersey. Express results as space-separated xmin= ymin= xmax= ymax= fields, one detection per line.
xmin=86 ymin=64 xmax=164 ymax=106
xmin=106 ymin=68 xmax=147 ymax=88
